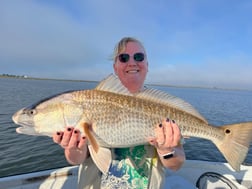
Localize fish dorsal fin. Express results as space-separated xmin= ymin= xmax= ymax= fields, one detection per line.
xmin=96 ymin=74 xmax=207 ymax=123
xmin=95 ymin=74 xmax=133 ymax=96
xmin=136 ymin=88 xmax=208 ymax=123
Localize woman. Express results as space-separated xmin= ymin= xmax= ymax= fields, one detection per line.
xmin=53 ymin=37 xmax=192 ymax=188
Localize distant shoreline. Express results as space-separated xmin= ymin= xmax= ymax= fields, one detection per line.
xmin=0 ymin=75 xmax=98 ymax=83
xmin=0 ymin=75 xmax=250 ymax=92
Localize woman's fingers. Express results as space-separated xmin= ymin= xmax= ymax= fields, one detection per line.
xmin=78 ymin=136 xmax=87 ymax=150
xmin=53 ymin=131 xmax=63 ymax=144
xmin=170 ymin=120 xmax=182 ymax=146
xmin=149 ymin=118 xmax=182 ymax=152
xmin=59 ymin=127 xmax=74 ymax=148
xmin=155 ymin=122 xmax=166 ymax=145
xmin=67 ymin=129 xmax=81 ymax=149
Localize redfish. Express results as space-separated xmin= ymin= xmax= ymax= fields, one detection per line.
xmin=12 ymin=74 xmax=252 ymax=173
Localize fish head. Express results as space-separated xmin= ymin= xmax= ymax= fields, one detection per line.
xmin=13 ymin=107 xmax=39 ymax=136
xmin=12 ymin=92 xmax=84 ymax=137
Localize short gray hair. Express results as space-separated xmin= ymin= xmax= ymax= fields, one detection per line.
xmin=112 ymin=37 xmax=146 ymax=63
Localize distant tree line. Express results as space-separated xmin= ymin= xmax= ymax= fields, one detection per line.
xmin=1 ymin=74 xmax=28 ymax=78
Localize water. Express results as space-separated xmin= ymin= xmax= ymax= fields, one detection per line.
xmin=0 ymin=78 xmax=252 ymax=178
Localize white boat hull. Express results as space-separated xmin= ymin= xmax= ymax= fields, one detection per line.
xmin=0 ymin=160 xmax=251 ymax=189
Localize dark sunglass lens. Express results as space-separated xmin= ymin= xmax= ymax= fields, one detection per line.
xmin=119 ymin=54 xmax=130 ymax=63
xmin=134 ymin=53 xmax=144 ymax=62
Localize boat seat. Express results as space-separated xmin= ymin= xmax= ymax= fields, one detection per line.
xmin=196 ymin=172 xmax=238 ymax=189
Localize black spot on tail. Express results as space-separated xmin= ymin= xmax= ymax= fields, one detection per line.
xmin=225 ymin=129 xmax=231 ymax=134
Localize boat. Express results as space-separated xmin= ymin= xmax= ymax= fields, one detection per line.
xmin=0 ymin=160 xmax=251 ymax=189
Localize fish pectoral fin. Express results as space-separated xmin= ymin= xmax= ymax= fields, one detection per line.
xmin=88 ymin=145 xmax=112 ymax=174
xmin=82 ymin=122 xmax=99 ymax=152
xmin=82 ymin=122 xmax=112 ymax=174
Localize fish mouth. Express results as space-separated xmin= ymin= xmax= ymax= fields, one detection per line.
xmin=12 ymin=109 xmax=37 ymax=135
xmin=16 ymin=126 xmax=30 ymax=133
xmin=16 ymin=126 xmax=38 ymax=135
xmin=14 ymin=121 xmax=36 ymax=135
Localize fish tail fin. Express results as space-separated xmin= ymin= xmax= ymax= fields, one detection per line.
xmin=214 ymin=122 xmax=252 ymax=171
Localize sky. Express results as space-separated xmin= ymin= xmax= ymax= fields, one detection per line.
xmin=1 ymin=0 xmax=252 ymax=90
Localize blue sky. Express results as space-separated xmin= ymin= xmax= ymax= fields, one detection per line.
xmin=1 ymin=0 xmax=252 ymax=90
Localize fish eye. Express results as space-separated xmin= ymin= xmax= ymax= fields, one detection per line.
xmin=28 ymin=109 xmax=36 ymax=115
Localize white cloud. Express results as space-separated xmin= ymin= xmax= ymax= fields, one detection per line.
xmin=147 ymin=53 xmax=252 ymax=89
xmin=0 ymin=1 xmax=251 ymax=90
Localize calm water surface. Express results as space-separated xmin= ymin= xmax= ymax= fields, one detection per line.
xmin=0 ymin=78 xmax=252 ymax=177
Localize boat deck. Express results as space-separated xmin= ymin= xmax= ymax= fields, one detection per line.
xmin=0 ymin=160 xmax=251 ymax=189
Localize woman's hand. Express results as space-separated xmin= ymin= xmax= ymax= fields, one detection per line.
xmin=52 ymin=127 xmax=89 ymax=165
xmin=149 ymin=118 xmax=181 ymax=153
xmin=148 ymin=118 xmax=185 ymax=171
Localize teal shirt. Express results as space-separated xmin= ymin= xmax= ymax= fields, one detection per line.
xmin=101 ymin=145 xmax=157 ymax=189
xmin=78 ymin=145 xmax=165 ymax=189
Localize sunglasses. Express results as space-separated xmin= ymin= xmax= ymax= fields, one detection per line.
xmin=118 ymin=52 xmax=145 ymax=63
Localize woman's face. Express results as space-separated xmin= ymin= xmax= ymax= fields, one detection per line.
xmin=113 ymin=41 xmax=148 ymax=93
